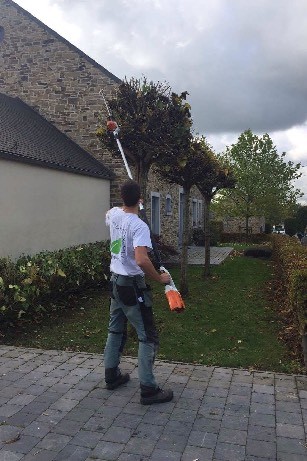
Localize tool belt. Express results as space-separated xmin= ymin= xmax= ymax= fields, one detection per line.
xmin=110 ymin=273 xmax=152 ymax=308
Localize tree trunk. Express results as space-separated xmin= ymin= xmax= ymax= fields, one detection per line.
xmin=203 ymin=197 xmax=211 ymax=277
xmin=180 ymin=186 xmax=191 ymax=296
xmin=302 ymin=334 xmax=307 ymax=369
xmin=245 ymin=214 xmax=249 ymax=241
xmin=136 ymin=161 xmax=150 ymax=208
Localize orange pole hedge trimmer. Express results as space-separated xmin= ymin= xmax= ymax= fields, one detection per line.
xmin=100 ymin=91 xmax=185 ymax=313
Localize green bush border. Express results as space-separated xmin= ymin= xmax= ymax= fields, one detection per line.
xmin=0 ymin=241 xmax=110 ymax=324
xmin=271 ymin=234 xmax=307 ymax=366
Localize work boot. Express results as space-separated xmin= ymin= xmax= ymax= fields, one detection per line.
xmin=105 ymin=366 xmax=130 ymax=390
xmin=140 ymin=386 xmax=173 ymax=405
xmin=106 ymin=372 xmax=130 ymax=390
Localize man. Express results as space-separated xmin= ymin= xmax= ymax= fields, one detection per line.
xmin=104 ymin=180 xmax=173 ymax=405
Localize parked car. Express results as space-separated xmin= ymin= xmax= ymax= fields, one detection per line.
xmin=272 ymin=224 xmax=286 ymax=235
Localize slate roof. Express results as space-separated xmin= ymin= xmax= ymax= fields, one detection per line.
xmin=9 ymin=0 xmax=121 ymax=84
xmin=0 ymin=93 xmax=114 ymax=179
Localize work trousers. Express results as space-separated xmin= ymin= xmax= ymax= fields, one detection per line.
xmin=104 ymin=273 xmax=159 ymax=388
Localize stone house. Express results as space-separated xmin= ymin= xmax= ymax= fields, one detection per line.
xmin=222 ymin=216 xmax=266 ymax=234
xmin=0 ymin=92 xmax=113 ymax=259
xmin=0 ymin=0 xmax=204 ymax=258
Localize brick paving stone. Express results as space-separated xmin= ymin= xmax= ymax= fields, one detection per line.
xmin=221 ymin=415 xmax=249 ymax=430
xmin=132 ymin=422 xmax=164 ymax=441
xmin=156 ymin=431 xmax=189 ymax=452
xmin=250 ymin=403 xmax=275 ymax=415
xmin=276 ymin=423 xmax=305 ymax=439
xmin=70 ymin=429 xmax=104 ymax=448
xmin=224 ymin=403 xmax=250 ymax=416
xmin=1 ymin=347 xmax=307 ymax=461
xmin=2 ymin=435 xmax=41 ymax=454
xmin=277 ymin=454 xmax=307 ymax=461
xmin=276 ymin=436 xmax=307 ymax=455
xmin=218 ymin=428 xmax=247 ymax=445
xmin=83 ymin=416 xmax=114 ymax=433
xmin=276 ymin=401 xmax=301 ymax=413
xmin=276 ymin=410 xmax=303 ymax=425
xmin=54 ymin=444 xmax=92 ymax=461
xmin=193 ymin=416 xmax=221 ymax=433
xmin=22 ymin=448 xmax=57 ymax=461
xmin=7 ymin=411 xmax=38 ymax=428
xmin=142 ymin=411 xmax=170 ymax=426
xmin=0 ymin=451 xmax=24 ymax=461
xmin=92 ymin=440 xmax=125 ymax=459
xmin=118 ymin=454 xmax=149 ymax=461
xmin=22 ymin=421 xmax=52 ymax=438
xmin=249 ymin=412 xmax=276 ymax=428
xmin=246 ymin=439 xmax=277 ymax=458
xmin=101 ymin=425 xmax=133 ymax=444
xmin=214 ymin=442 xmax=246 ymax=460
xmin=150 ymin=448 xmax=181 ymax=460
xmin=181 ymin=445 xmax=214 ymax=460
xmin=188 ymin=430 xmax=218 ymax=448
xmin=36 ymin=432 xmax=71 ymax=452
xmin=247 ymin=425 xmax=276 ymax=442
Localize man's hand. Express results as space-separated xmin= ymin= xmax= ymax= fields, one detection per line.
xmin=159 ymin=272 xmax=171 ymax=285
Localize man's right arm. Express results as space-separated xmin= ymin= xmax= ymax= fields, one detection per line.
xmin=135 ymin=246 xmax=170 ymax=284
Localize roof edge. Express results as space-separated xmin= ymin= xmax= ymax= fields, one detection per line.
xmin=9 ymin=0 xmax=122 ymax=84
xmin=0 ymin=149 xmax=115 ymax=180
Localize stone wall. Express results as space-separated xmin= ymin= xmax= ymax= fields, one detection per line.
xmin=0 ymin=0 xmax=127 ymax=205
xmin=0 ymin=0 xmax=204 ymax=247
xmin=222 ymin=216 xmax=266 ymax=234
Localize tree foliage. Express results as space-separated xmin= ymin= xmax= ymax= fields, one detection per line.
xmin=213 ymin=129 xmax=302 ymax=233
xmin=157 ymin=136 xmax=234 ymax=289
xmin=96 ymin=76 xmax=192 ymax=201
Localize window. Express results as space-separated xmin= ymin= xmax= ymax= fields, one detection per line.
xmin=165 ymin=194 xmax=172 ymax=215
xmin=192 ymin=199 xmax=203 ymax=227
xmin=192 ymin=199 xmax=198 ymax=227
xmin=0 ymin=27 xmax=4 ymax=43
xmin=151 ymin=192 xmax=160 ymax=235
xmin=197 ymin=200 xmax=203 ymax=226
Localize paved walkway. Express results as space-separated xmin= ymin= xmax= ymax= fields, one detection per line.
xmin=166 ymin=246 xmax=233 ymax=266
xmin=0 ymin=345 xmax=306 ymax=461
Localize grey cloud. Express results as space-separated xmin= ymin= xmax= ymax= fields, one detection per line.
xmin=16 ymin=0 xmax=307 ymax=136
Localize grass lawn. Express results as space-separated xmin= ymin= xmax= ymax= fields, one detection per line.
xmin=2 ymin=250 xmax=304 ymax=374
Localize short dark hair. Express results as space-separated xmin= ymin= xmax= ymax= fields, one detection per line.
xmin=120 ymin=180 xmax=141 ymax=207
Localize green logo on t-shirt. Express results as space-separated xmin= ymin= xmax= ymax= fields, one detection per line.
xmin=110 ymin=239 xmax=122 ymax=254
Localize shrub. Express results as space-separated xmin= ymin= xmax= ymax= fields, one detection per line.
xmin=220 ymin=233 xmax=270 ymax=244
xmin=192 ymin=228 xmax=205 ymax=246
xmin=271 ymin=234 xmax=307 ymax=366
xmin=210 ymin=221 xmax=223 ymax=246
xmin=0 ymin=241 xmax=110 ymax=325
xmin=265 ymin=222 xmax=273 ymax=234
xmin=151 ymin=235 xmax=179 ymax=262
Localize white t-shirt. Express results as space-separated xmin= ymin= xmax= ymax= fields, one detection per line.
xmin=106 ymin=207 xmax=153 ymax=276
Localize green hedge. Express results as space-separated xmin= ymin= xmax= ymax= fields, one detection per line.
xmin=271 ymin=234 xmax=307 ymax=336
xmin=0 ymin=241 xmax=110 ymax=324
xmin=220 ymin=233 xmax=270 ymax=244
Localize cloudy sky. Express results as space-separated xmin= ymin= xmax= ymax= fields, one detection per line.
xmin=14 ymin=0 xmax=307 ymax=202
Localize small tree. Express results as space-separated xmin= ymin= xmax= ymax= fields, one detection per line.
xmin=196 ymin=140 xmax=236 ymax=277
xmin=97 ymin=77 xmax=192 ymax=204
xmin=157 ymin=137 xmax=220 ymax=294
xmin=216 ymin=129 xmax=302 ymax=237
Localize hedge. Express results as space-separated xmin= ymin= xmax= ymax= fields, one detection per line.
xmin=0 ymin=241 xmax=110 ymax=325
xmin=271 ymin=234 xmax=307 ymax=366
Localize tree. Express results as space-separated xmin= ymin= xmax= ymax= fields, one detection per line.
xmin=195 ymin=139 xmax=236 ymax=277
xmin=156 ymin=137 xmax=223 ymax=293
xmin=215 ymin=129 xmax=302 ymax=235
xmin=296 ymin=205 xmax=307 ymax=234
xmin=96 ymin=77 xmax=192 ymax=204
